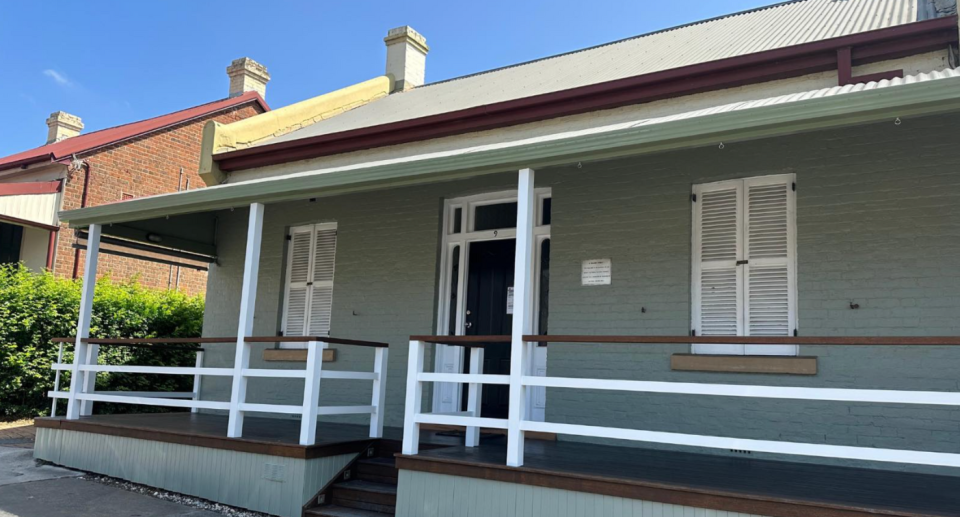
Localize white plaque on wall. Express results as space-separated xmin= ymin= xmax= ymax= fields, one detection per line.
xmin=581 ymin=259 xmax=612 ymax=286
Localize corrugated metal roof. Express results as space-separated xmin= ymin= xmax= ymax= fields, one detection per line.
xmin=62 ymin=66 xmax=960 ymax=228
xmin=256 ymin=0 xmax=955 ymax=148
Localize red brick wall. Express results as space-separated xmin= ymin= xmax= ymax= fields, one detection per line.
xmin=53 ymin=102 xmax=264 ymax=295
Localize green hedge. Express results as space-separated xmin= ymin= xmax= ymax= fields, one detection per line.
xmin=0 ymin=264 xmax=205 ymax=418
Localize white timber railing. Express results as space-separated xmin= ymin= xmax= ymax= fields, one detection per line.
xmin=49 ymin=335 xmax=389 ymax=446
xmin=402 ymin=334 xmax=960 ymax=469
xmin=49 ymin=337 xmax=207 ymax=415
xmin=58 ymin=208 xmax=389 ymax=447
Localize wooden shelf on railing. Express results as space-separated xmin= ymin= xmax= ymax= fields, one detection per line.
xmin=410 ymin=335 xmax=512 ymax=347
xmin=522 ymin=335 xmax=960 ymax=346
xmin=245 ymin=336 xmax=389 ymax=348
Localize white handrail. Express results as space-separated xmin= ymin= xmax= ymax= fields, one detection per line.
xmin=402 ymin=338 xmax=960 ymax=469
xmin=49 ymin=339 xmax=389 ymax=446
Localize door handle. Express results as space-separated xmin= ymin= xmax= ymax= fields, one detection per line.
xmin=465 ymin=322 xmax=473 ymax=329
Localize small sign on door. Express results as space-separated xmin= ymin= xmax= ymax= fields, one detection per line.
xmin=582 ymin=259 xmax=612 ymax=286
xmin=506 ymin=287 xmax=514 ymax=314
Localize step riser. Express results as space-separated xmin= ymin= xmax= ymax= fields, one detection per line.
xmin=354 ymin=468 xmax=398 ymax=483
xmin=331 ymin=488 xmax=396 ymax=507
xmin=328 ymin=495 xmax=395 ymax=514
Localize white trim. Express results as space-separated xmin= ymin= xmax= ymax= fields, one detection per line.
xmin=691 ymin=174 xmax=797 ymax=356
xmin=280 ymin=221 xmax=338 ymax=349
xmin=521 ymin=420 xmax=960 ymax=468
xmin=433 ymin=188 xmax=551 ymax=414
xmin=521 ymin=376 xmax=960 ymax=406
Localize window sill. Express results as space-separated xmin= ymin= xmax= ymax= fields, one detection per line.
xmin=670 ymin=354 xmax=817 ymax=375
xmin=262 ymin=348 xmax=337 ymax=363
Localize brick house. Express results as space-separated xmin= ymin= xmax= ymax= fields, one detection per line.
xmin=34 ymin=2 xmax=960 ymax=517
xmin=0 ymin=58 xmax=270 ymax=294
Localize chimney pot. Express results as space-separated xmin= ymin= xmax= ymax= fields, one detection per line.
xmin=384 ymin=26 xmax=429 ymax=92
xmin=226 ymin=57 xmax=270 ymax=98
xmin=45 ymin=111 xmax=83 ymax=144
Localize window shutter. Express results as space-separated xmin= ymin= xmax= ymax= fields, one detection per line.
xmin=692 ymin=181 xmax=744 ymax=355
xmin=282 ymin=227 xmax=313 ymax=338
xmin=307 ymin=225 xmax=337 ymax=337
xmin=692 ymin=174 xmax=796 ymax=356
xmin=281 ymin=223 xmax=338 ymax=347
xmin=743 ymin=177 xmax=796 ymax=355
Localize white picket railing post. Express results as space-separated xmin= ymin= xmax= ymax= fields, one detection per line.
xmin=79 ymin=343 xmax=100 ymax=416
xmin=402 ymin=340 xmax=426 ymax=455
xmin=299 ymin=341 xmax=326 ymax=445
xmin=66 ymin=223 xmax=101 ymax=420
xmin=369 ymin=347 xmax=389 ymax=438
xmin=465 ymin=346 xmax=485 ymax=446
xmin=191 ymin=350 xmax=204 ymax=414
xmin=507 ymin=168 xmax=536 ymax=467
xmin=50 ymin=341 xmax=65 ymax=417
xmin=227 ymin=202 xmax=265 ymax=438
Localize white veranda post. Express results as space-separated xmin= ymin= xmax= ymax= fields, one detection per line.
xmin=369 ymin=347 xmax=389 ymax=438
xmin=299 ymin=341 xmax=326 ymax=445
xmin=228 ymin=203 xmax=265 ymax=438
xmin=66 ymin=223 xmax=101 ymax=420
xmin=507 ymin=168 xmax=536 ymax=467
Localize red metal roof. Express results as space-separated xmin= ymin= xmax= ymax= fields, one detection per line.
xmin=0 ymin=92 xmax=269 ymax=172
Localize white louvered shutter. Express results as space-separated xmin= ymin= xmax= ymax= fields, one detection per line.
xmin=307 ymin=225 xmax=337 ymax=337
xmin=692 ymin=175 xmax=796 ymax=356
xmin=743 ymin=177 xmax=796 ymax=355
xmin=692 ymin=181 xmax=744 ymax=355
xmin=281 ymin=223 xmax=337 ymax=348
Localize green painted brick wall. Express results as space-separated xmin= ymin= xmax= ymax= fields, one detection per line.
xmin=200 ymin=113 xmax=960 ymax=473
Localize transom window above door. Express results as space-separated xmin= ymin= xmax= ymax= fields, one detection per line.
xmin=691 ymin=174 xmax=798 ymax=356
xmin=446 ymin=191 xmax=552 ymax=236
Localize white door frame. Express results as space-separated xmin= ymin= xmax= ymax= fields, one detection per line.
xmin=433 ymin=189 xmax=551 ymax=420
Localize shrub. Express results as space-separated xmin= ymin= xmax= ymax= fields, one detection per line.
xmin=0 ymin=264 xmax=204 ymax=418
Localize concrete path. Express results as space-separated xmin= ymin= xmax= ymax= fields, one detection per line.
xmin=0 ymin=477 xmax=221 ymax=517
xmin=0 ymin=437 xmax=223 ymax=517
xmin=0 ymin=447 xmax=79 ymax=487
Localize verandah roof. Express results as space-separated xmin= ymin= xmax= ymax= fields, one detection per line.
xmin=59 ymin=68 xmax=960 ymax=234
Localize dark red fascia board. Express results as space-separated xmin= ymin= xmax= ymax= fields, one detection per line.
xmin=216 ymin=16 xmax=959 ymax=172
xmin=0 ymin=213 xmax=60 ymax=232
xmin=0 ymin=180 xmax=62 ymax=196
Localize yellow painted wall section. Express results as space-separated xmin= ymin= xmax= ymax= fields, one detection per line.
xmin=199 ymin=75 xmax=393 ymax=185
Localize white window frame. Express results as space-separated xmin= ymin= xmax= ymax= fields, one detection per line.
xmin=691 ymin=174 xmax=798 ymax=356
xmin=280 ymin=221 xmax=338 ymax=349
xmin=433 ymin=189 xmax=551 ymax=417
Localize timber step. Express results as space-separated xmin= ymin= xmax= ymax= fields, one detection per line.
xmin=307 ymin=455 xmax=399 ymax=516
xmin=304 ymin=505 xmax=391 ymax=517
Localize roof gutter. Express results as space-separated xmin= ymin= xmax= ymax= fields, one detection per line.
xmin=215 ymin=16 xmax=959 ymax=173
xmin=60 ymin=70 xmax=960 ymax=229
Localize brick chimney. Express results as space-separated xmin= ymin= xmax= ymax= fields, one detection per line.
xmin=45 ymin=111 xmax=83 ymax=144
xmin=384 ymin=26 xmax=429 ymax=92
xmin=227 ymin=58 xmax=270 ymax=98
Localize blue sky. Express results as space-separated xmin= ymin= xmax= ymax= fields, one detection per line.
xmin=0 ymin=0 xmax=770 ymax=157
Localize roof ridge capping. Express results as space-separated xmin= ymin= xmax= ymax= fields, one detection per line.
xmin=198 ymin=76 xmax=394 ymax=185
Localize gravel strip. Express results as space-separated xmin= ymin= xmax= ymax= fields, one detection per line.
xmin=81 ymin=473 xmax=273 ymax=517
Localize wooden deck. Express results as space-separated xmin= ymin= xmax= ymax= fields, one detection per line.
xmin=34 ymin=412 xmax=468 ymax=460
xmin=35 ymin=413 xmax=408 ymax=459
xmin=397 ymin=440 xmax=960 ymax=517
